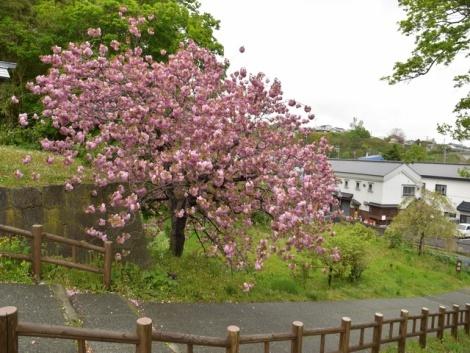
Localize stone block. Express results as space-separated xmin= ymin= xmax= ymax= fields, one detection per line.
xmin=12 ymin=187 xmax=42 ymax=208
xmin=43 ymin=185 xmax=65 ymax=208
xmin=0 ymin=187 xmax=9 ymax=210
xmin=22 ymin=207 xmax=44 ymax=228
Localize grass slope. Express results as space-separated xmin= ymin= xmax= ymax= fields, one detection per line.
xmin=0 ymin=145 xmax=88 ymax=188
xmin=1 ymin=226 xmax=468 ymax=303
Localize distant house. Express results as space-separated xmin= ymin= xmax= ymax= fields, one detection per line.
xmin=315 ymin=125 xmax=346 ymax=133
xmin=0 ymin=61 xmax=16 ymax=80
xmin=409 ymin=163 xmax=470 ymax=224
xmin=330 ymin=159 xmax=470 ymax=225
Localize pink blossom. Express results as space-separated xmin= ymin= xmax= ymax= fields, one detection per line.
xmin=46 ymin=156 xmax=54 ymax=164
xmin=110 ymin=40 xmax=120 ymax=51
xmin=22 ymin=155 xmax=32 ymax=165
xmin=31 ymin=172 xmax=40 ymax=181
xmin=11 ymin=96 xmax=19 ymax=104
xmin=18 ymin=113 xmax=28 ymax=126
xmin=242 ymin=282 xmax=254 ymax=292
xmin=87 ymin=28 xmax=102 ymax=38
xmin=25 ymin=18 xmax=337 ymax=267
xmin=65 ymin=183 xmax=74 ymax=192
xmin=14 ymin=169 xmax=23 ymax=179
xmin=84 ymin=205 xmax=96 ymax=214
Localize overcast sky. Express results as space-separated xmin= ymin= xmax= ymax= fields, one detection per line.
xmin=200 ymin=0 xmax=468 ymax=144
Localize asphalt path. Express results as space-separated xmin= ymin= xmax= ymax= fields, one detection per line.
xmin=1 ymin=283 xmax=469 ymax=353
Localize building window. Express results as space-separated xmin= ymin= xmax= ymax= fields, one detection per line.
xmin=461 ymin=214 xmax=470 ymax=223
xmin=402 ymin=185 xmax=416 ymax=197
xmin=356 ymin=181 xmax=361 ymax=190
xmin=344 ymin=180 xmax=349 ymax=189
xmin=435 ymin=184 xmax=447 ymax=196
xmin=368 ymin=183 xmax=373 ymax=193
xmin=444 ymin=212 xmax=456 ymax=219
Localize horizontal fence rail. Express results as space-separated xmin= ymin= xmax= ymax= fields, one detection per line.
xmin=0 ymin=303 xmax=469 ymax=353
xmin=0 ymin=224 xmax=112 ymax=289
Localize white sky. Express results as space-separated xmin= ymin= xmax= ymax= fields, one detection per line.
xmin=200 ymin=0 xmax=468 ymax=144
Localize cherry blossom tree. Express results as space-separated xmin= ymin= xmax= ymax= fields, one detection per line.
xmin=18 ymin=14 xmax=337 ymax=268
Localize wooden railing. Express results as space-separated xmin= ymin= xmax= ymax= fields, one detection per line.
xmin=0 ymin=224 xmax=113 ymax=289
xmin=0 ymin=303 xmax=469 ymax=353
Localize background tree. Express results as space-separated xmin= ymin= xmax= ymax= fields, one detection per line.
xmin=387 ymin=128 xmax=406 ymax=144
xmin=347 ymin=117 xmax=371 ymax=139
xmin=385 ymin=0 xmax=470 ymax=140
xmin=386 ymin=191 xmax=456 ymax=255
xmin=0 ymin=0 xmax=222 ymax=144
xmin=403 ymin=143 xmax=428 ymax=162
xmin=383 ymin=144 xmax=403 ymax=161
xmin=19 ymin=17 xmax=337 ymax=268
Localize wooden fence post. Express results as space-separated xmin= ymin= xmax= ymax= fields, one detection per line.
xmin=291 ymin=321 xmax=304 ymax=353
xmin=0 ymin=306 xmax=18 ymax=353
xmin=371 ymin=313 xmax=383 ymax=353
xmin=452 ymin=305 xmax=459 ymax=338
xmin=339 ymin=317 xmax=351 ymax=353
xmin=437 ymin=306 xmax=446 ymax=340
xmin=226 ymin=325 xmax=240 ymax=353
xmin=398 ymin=310 xmax=408 ymax=353
xmin=77 ymin=339 xmax=86 ymax=353
xmin=136 ymin=317 xmax=152 ymax=353
xmin=103 ymin=241 xmax=113 ymax=290
xmin=419 ymin=307 xmax=429 ymax=348
xmin=466 ymin=303 xmax=470 ymax=335
xmin=31 ymin=225 xmax=43 ymax=282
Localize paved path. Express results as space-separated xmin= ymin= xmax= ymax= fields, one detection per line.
xmin=0 ymin=283 xmax=469 ymax=353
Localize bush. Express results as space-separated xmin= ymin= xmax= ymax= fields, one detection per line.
xmin=324 ymin=232 xmax=370 ymax=282
xmin=384 ymin=228 xmax=403 ymax=248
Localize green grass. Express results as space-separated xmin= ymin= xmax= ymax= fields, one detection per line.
xmin=0 ymin=145 xmax=88 ymax=188
xmin=1 ymin=224 xmax=469 ymax=303
xmin=382 ymin=332 xmax=470 ymax=353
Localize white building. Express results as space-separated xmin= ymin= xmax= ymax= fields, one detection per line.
xmin=330 ymin=160 xmax=470 ymax=225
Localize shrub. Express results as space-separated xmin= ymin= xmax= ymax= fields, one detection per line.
xmin=384 ymin=228 xmax=403 ymax=248
xmin=323 ymin=232 xmax=369 ymax=282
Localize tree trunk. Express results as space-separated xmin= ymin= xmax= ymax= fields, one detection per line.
xmin=418 ymin=232 xmax=425 ymax=256
xmin=169 ymin=196 xmax=188 ymax=257
xmin=170 ymin=214 xmax=187 ymax=257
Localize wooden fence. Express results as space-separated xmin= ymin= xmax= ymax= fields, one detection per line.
xmin=0 ymin=303 xmax=469 ymax=353
xmin=0 ymin=224 xmax=113 ymax=289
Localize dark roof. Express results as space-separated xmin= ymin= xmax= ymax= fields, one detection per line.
xmin=367 ymin=202 xmax=399 ymax=209
xmin=457 ymin=201 xmax=470 ymax=213
xmin=351 ymin=199 xmax=361 ymax=206
xmin=333 ymin=191 xmax=353 ymax=199
xmin=409 ymin=163 xmax=470 ymax=181
xmin=329 ymin=159 xmax=402 ymax=177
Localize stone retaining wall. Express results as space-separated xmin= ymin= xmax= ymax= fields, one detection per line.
xmin=0 ymin=184 xmax=148 ymax=265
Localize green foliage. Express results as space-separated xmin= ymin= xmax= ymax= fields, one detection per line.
xmin=385 ymin=0 xmax=470 ymax=140
xmin=403 ymin=144 xmax=428 ymax=162
xmin=383 ymin=144 xmax=403 ymax=161
xmin=324 ymin=228 xmax=370 ymax=282
xmin=1 ymin=224 xmax=469 ymax=302
xmin=0 ymin=0 xmax=222 ymax=145
xmin=381 ymin=331 xmax=470 ymax=353
xmin=0 ymin=145 xmax=88 ymax=187
xmin=384 ymin=228 xmax=403 ymax=248
xmin=387 ymin=191 xmax=457 ymax=255
xmin=0 ymin=237 xmax=33 ymax=283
